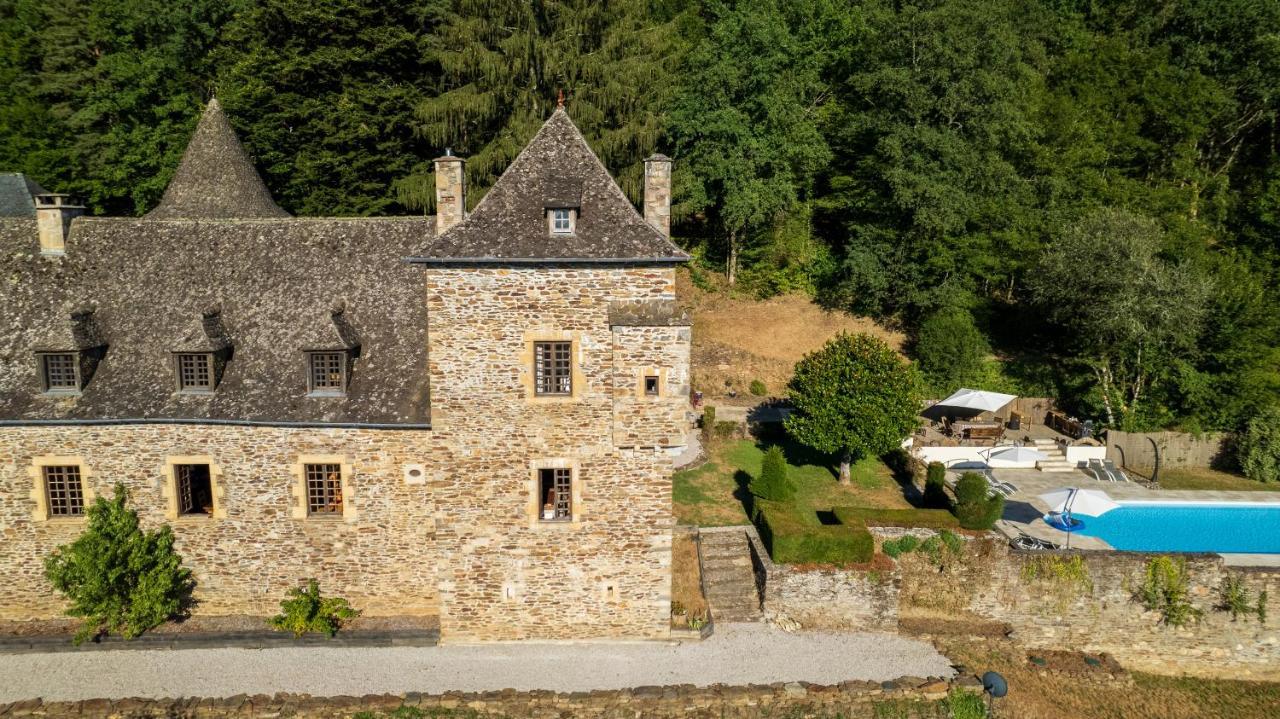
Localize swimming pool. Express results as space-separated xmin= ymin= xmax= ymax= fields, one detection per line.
xmin=1048 ymin=502 xmax=1280 ymax=554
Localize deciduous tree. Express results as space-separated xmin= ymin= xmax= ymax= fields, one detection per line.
xmin=785 ymin=332 xmax=921 ymax=483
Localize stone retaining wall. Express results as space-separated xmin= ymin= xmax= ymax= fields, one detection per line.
xmin=0 ymin=678 xmax=973 ymax=719
xmin=760 ymin=528 xmax=1280 ymax=678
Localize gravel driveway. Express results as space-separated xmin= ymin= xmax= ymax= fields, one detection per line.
xmin=0 ymin=624 xmax=953 ymax=703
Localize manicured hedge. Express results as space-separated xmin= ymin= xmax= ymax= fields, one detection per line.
xmin=753 ymin=500 xmax=874 ymax=565
xmin=832 ymin=506 xmax=962 ymax=530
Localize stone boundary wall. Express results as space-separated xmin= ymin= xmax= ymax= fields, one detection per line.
xmin=0 ymin=679 xmax=973 ymax=719
xmin=1106 ymin=429 xmax=1232 ymax=469
xmin=758 ymin=527 xmax=1280 ymax=679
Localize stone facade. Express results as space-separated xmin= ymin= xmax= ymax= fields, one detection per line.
xmin=0 ymin=264 xmax=689 ymax=642
xmin=426 ymin=266 xmax=686 ymax=641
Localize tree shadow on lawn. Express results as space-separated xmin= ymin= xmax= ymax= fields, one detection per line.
xmin=751 ymin=423 xmax=839 ymax=480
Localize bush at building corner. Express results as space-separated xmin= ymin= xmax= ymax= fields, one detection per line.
xmin=268 ymin=579 xmax=361 ymax=637
xmin=43 ymin=483 xmax=195 ymax=644
xmin=952 ymin=472 xmax=1004 ymax=530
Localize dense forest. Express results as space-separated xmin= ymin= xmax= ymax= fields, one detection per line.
xmin=2 ymin=0 xmax=1278 ymax=436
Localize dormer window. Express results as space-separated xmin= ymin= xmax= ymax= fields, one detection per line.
xmin=39 ymin=352 xmax=81 ymax=393
xmin=176 ymin=352 xmax=216 ymax=392
xmin=550 ymin=208 xmax=575 ymax=234
xmin=307 ymin=350 xmax=348 ymax=396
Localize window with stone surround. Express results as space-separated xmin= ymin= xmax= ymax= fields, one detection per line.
xmin=174 ymin=464 xmax=213 ymax=516
xmin=305 ymin=463 xmax=344 ymax=516
xmin=42 ymin=465 xmax=85 ymax=517
xmin=533 ymin=341 xmax=572 ymax=395
xmin=307 ymin=351 xmax=347 ymax=395
xmin=175 ymin=352 xmax=215 ymax=392
xmin=537 ymin=467 xmax=573 ymax=522
xmin=39 ymin=352 xmax=80 ymax=393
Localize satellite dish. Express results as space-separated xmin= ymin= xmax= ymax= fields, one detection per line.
xmin=982 ymin=671 xmax=1008 ymax=698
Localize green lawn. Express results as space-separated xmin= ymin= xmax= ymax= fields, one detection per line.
xmin=1128 ymin=466 xmax=1280 ymax=492
xmin=673 ymin=437 xmax=911 ymax=527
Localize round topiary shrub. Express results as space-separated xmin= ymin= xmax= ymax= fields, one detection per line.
xmin=924 ymin=462 xmax=949 ymax=508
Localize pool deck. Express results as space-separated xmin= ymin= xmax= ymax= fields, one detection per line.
xmin=973 ymin=467 xmax=1280 ymax=565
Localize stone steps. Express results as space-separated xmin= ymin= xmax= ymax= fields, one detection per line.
xmin=1032 ymin=440 xmax=1077 ymax=473
xmin=698 ymin=530 xmax=762 ymax=622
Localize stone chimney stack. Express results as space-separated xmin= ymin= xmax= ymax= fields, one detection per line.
xmin=35 ymin=193 xmax=85 ymax=254
xmin=643 ymin=154 xmax=672 ymax=238
xmin=433 ymin=150 xmax=466 ymax=236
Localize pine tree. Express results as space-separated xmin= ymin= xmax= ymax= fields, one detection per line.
xmin=396 ymin=0 xmax=692 ymax=211
xmin=217 ymin=0 xmax=442 ymax=215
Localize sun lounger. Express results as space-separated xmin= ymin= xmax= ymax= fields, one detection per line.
xmin=1010 ymin=531 xmax=1059 ymax=551
xmin=1102 ymin=459 xmax=1129 ymax=482
xmin=981 ymin=470 xmax=1017 ymax=497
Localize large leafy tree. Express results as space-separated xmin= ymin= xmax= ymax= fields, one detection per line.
xmin=217 ymin=0 xmax=441 ymax=215
xmin=667 ymin=0 xmax=840 ymax=284
xmin=396 ymin=0 xmax=691 ymax=211
xmin=1027 ymin=209 xmax=1210 ymax=429
xmin=785 ymin=332 xmax=921 ymax=483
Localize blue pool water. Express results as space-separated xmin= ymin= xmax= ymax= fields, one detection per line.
xmin=1049 ymin=502 xmax=1280 ymax=554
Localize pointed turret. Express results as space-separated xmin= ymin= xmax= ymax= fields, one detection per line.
xmin=147 ymin=98 xmax=289 ymax=220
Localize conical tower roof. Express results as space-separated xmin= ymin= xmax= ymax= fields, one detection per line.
xmin=147 ymin=99 xmax=289 ymax=220
xmin=415 ymin=107 xmax=687 ymax=262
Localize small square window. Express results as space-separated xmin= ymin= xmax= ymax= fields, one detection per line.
xmin=175 ymin=464 xmax=213 ymax=516
xmin=533 ymin=341 xmax=572 ymax=395
xmin=308 ymin=351 xmax=347 ymax=394
xmin=538 ymin=467 xmax=573 ymax=522
xmin=550 ymin=208 xmax=574 ymax=234
xmin=644 ymin=375 xmax=660 ymax=396
xmin=40 ymin=353 xmax=79 ymax=392
xmin=176 ymin=353 xmax=214 ymax=391
xmin=43 ymin=465 xmax=85 ymax=517
xmin=305 ymin=463 xmax=343 ymax=516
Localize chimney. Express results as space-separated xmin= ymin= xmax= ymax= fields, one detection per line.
xmin=643 ymin=154 xmax=672 ymax=238
xmin=433 ymin=150 xmax=466 ymax=235
xmin=35 ymin=193 xmax=85 ymax=254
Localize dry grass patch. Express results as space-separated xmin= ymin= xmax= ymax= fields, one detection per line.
xmin=670 ymin=532 xmax=708 ymax=627
xmin=679 ymin=270 xmax=904 ymax=400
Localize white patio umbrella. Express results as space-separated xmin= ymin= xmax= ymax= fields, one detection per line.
xmin=934 ymin=388 xmax=1017 ymax=413
xmin=988 ymin=446 xmax=1048 ymax=463
xmin=1038 ymin=488 xmax=1122 ymax=518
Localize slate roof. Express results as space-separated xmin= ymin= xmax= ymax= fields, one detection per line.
xmin=146 ymin=99 xmax=289 ymax=220
xmin=411 ymin=108 xmax=689 ymax=263
xmin=0 ymin=217 xmax=433 ymax=425
xmin=0 ymin=174 xmax=48 ymax=217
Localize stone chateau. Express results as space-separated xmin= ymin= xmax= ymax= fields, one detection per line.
xmin=0 ymin=99 xmax=691 ymax=641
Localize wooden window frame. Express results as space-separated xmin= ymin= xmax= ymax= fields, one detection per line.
xmin=290 ymin=455 xmax=356 ymax=522
xmin=175 ymin=352 xmax=216 ymax=393
xmin=38 ymin=352 xmax=81 ymax=394
xmin=533 ymin=340 xmax=573 ymax=396
xmin=162 ymin=455 xmax=226 ymax=520
xmin=306 ymin=350 xmax=348 ymax=396
xmin=548 ymin=208 xmax=575 ymax=235
xmin=42 ymin=465 xmax=86 ymax=518
xmin=527 ymin=459 xmax=581 ymax=528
